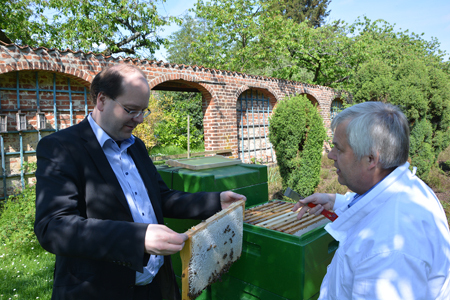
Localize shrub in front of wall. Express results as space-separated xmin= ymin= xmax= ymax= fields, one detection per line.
xmin=269 ymin=94 xmax=327 ymax=197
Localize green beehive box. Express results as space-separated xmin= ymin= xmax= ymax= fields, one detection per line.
xmin=157 ymin=158 xmax=269 ymax=300
xmin=157 ymin=160 xmax=336 ymax=300
xmin=156 ymin=161 xmax=268 ymax=207
xmin=224 ymin=206 xmax=338 ymax=300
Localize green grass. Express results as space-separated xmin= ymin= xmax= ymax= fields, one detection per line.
xmin=0 ymin=185 xmax=54 ymax=300
xmin=0 ymin=241 xmax=54 ymax=300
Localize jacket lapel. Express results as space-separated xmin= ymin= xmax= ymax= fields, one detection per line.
xmin=77 ymin=118 xmax=133 ymax=217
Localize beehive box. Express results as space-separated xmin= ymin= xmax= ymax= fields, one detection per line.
xmin=167 ymin=200 xmax=337 ymax=300
xmin=157 ymin=162 xmax=268 ymax=208
xmin=157 ymin=159 xmax=336 ymax=300
xmin=220 ymin=201 xmax=338 ymax=300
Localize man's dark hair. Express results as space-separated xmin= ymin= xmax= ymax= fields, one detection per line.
xmin=90 ymin=64 xmax=146 ymax=104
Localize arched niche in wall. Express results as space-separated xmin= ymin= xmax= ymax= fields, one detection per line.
xmin=0 ymin=70 xmax=92 ymax=199
xmin=236 ymin=88 xmax=277 ymax=164
xmin=151 ymin=79 xmax=214 ymax=152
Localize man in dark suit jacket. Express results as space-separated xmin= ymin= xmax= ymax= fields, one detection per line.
xmin=34 ymin=64 xmax=245 ymax=300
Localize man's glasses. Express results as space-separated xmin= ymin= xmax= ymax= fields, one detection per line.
xmin=110 ymin=97 xmax=151 ymax=119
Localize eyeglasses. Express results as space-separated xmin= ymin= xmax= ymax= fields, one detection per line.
xmin=110 ymin=97 xmax=151 ymax=119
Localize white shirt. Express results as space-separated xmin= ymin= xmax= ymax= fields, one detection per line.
xmin=319 ymin=162 xmax=450 ymax=300
xmin=88 ymin=114 xmax=164 ymax=285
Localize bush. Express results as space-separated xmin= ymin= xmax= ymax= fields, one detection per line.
xmin=269 ymin=94 xmax=327 ymax=197
xmin=0 ymin=184 xmax=37 ymax=251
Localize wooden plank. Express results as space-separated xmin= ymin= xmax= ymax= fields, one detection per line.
xmin=275 ymin=214 xmax=316 ymax=232
xmin=244 ymin=205 xmax=292 ymax=224
xmin=284 ymin=215 xmax=326 ymax=234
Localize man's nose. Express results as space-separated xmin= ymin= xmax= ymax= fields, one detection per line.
xmin=328 ymin=147 xmax=336 ymax=160
xmin=133 ymin=113 xmax=144 ymax=123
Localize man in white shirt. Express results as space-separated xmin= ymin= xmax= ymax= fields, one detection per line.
xmin=293 ymin=102 xmax=450 ymax=299
xmin=34 ymin=64 xmax=246 ymax=300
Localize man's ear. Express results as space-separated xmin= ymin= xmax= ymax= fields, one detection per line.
xmin=367 ymin=153 xmax=380 ymax=170
xmin=96 ymin=93 xmax=106 ymax=111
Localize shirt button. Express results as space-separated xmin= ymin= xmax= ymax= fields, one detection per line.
xmin=125 ymin=172 xmax=128 ymax=175
xmin=142 ymin=212 xmax=145 ymax=216
xmin=135 ymin=192 xmax=137 ymax=195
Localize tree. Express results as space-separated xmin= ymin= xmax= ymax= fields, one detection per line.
xmin=266 ymin=0 xmax=331 ymax=28
xmin=165 ymin=15 xmax=212 ymax=65
xmin=186 ymin=0 xmax=264 ymax=72
xmin=351 ymin=57 xmax=450 ymax=178
xmin=1 ymin=0 xmax=176 ymax=56
xmin=0 ymin=0 xmax=47 ymax=45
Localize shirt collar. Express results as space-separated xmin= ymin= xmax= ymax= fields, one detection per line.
xmin=348 ymin=179 xmax=383 ymax=208
xmin=87 ymin=113 xmax=135 ymax=149
xmin=325 ymin=162 xmax=410 ymax=242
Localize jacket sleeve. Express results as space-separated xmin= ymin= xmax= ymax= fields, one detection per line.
xmin=34 ymin=134 xmax=148 ymax=273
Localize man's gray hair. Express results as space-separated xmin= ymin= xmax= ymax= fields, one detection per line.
xmin=331 ymin=102 xmax=409 ymax=169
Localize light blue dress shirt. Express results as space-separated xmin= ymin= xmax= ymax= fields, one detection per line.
xmin=88 ymin=114 xmax=164 ymax=285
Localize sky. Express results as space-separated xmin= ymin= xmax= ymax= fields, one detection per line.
xmin=154 ymin=0 xmax=450 ymax=62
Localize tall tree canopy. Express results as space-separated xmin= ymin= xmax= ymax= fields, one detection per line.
xmin=0 ymin=0 xmax=176 ymax=56
xmin=266 ymin=0 xmax=331 ymax=27
xmin=165 ymin=15 xmax=212 ymax=65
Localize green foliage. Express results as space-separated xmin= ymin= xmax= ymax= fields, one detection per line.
xmin=1 ymin=0 xmax=176 ymax=56
xmin=133 ymin=93 xmax=172 ymax=150
xmin=166 ymin=14 xmax=212 ymax=65
xmin=269 ymin=95 xmax=327 ymax=196
xmin=153 ymin=91 xmax=204 ymax=149
xmin=266 ymin=0 xmax=331 ymax=28
xmin=0 ymin=0 xmax=47 ymax=44
xmin=409 ymin=119 xmax=435 ymax=179
xmin=188 ymin=0 xmax=263 ymax=72
xmin=20 ymin=161 xmax=38 ymax=173
xmin=352 ymin=57 xmax=450 ymax=177
xmin=0 ymin=184 xmax=37 ymax=251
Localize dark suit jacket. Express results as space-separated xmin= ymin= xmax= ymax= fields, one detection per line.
xmin=34 ymin=118 xmax=222 ymax=300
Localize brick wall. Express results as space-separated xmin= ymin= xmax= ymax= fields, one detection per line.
xmin=0 ymin=42 xmax=342 ymax=198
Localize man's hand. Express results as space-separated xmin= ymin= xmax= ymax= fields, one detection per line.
xmin=219 ymin=191 xmax=247 ymax=209
xmin=144 ymin=224 xmax=188 ymax=256
xmin=292 ymin=193 xmax=336 ymax=220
